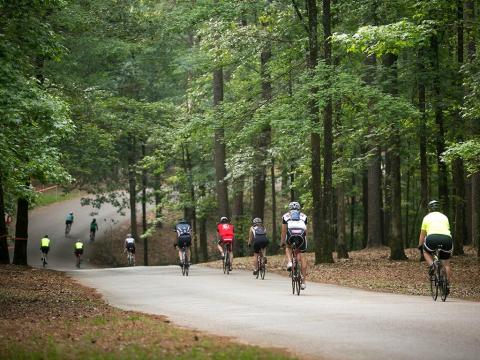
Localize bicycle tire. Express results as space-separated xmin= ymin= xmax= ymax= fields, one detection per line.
xmin=439 ymin=265 xmax=448 ymax=302
xmin=226 ymin=256 xmax=230 ymax=275
xmin=291 ymin=270 xmax=296 ymax=294
xmin=181 ymin=250 xmax=186 ymax=276
xmin=260 ymin=257 xmax=266 ymax=280
xmin=295 ymin=267 xmax=301 ymax=295
xmin=256 ymin=256 xmax=260 ymax=279
xmin=431 ymin=262 xmax=439 ymax=301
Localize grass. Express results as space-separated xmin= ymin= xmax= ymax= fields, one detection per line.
xmin=0 ymin=265 xmax=296 ymax=360
xmin=33 ymin=189 xmax=84 ymax=208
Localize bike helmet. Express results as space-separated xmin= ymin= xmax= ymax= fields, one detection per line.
xmin=126 ymin=233 xmax=132 ymax=238
xmin=44 ymin=234 xmax=49 ymax=238
xmin=179 ymin=218 xmax=188 ymax=224
xmin=220 ymin=216 xmax=229 ymax=223
xmin=69 ymin=211 xmax=73 ymax=215
xmin=288 ymin=201 xmax=301 ymax=211
xmin=428 ymin=200 xmax=440 ymax=211
xmin=252 ymin=217 xmax=262 ymax=225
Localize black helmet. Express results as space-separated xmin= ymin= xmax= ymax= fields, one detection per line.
xmin=220 ymin=216 xmax=229 ymax=223
xmin=252 ymin=217 xmax=262 ymax=225
xmin=179 ymin=219 xmax=188 ymax=224
xmin=44 ymin=235 xmax=49 ymax=238
xmin=427 ymin=200 xmax=440 ymax=211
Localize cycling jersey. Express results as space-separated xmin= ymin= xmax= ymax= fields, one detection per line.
xmin=251 ymin=225 xmax=269 ymax=253
xmin=217 ymin=223 xmax=234 ymax=242
xmin=175 ymin=223 xmax=191 ymax=237
xmin=421 ymin=212 xmax=451 ymax=236
xmin=40 ymin=238 xmax=50 ymax=247
xmin=66 ymin=214 xmax=74 ymax=222
xmin=74 ymin=242 xmax=84 ymax=250
xmin=90 ymin=222 xmax=98 ymax=231
xmin=125 ymin=237 xmax=135 ymax=246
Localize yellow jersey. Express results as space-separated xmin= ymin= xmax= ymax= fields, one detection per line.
xmin=421 ymin=212 xmax=451 ymax=236
xmin=40 ymin=238 xmax=50 ymax=247
xmin=75 ymin=242 xmax=84 ymax=250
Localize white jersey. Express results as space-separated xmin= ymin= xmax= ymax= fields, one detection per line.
xmin=282 ymin=211 xmax=308 ymax=228
xmin=125 ymin=237 xmax=135 ymax=245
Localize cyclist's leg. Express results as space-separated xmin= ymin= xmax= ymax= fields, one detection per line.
xmin=442 ymin=259 xmax=451 ymax=282
xmin=217 ymin=241 xmax=224 ymax=257
xmin=227 ymin=242 xmax=233 ymax=267
xmin=299 ymin=238 xmax=307 ymax=283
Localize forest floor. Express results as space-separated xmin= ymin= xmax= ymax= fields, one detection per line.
xmin=0 ymin=265 xmax=295 ymax=360
xmin=204 ymin=246 xmax=480 ymax=301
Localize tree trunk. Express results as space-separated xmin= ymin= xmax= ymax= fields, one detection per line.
xmin=141 ymin=143 xmax=148 ymax=265
xmin=431 ymin=34 xmax=449 ymax=215
xmin=305 ymin=0 xmax=323 ymax=263
xmin=290 ymin=164 xmax=296 ymax=201
xmin=465 ymin=177 xmax=472 ymax=245
xmin=271 ymin=161 xmax=278 ymax=252
xmin=198 ymin=185 xmax=208 ymax=262
xmin=13 ymin=195 xmax=29 ymax=265
xmin=154 ymin=175 xmax=162 ymax=228
xmin=213 ymin=68 xmax=229 ymax=218
xmin=350 ymin=175 xmax=356 ymax=250
xmin=128 ymin=136 xmax=138 ymax=241
xmin=367 ymin=148 xmax=383 ymax=248
xmin=336 ymin=185 xmax=349 ymax=258
xmin=362 ymin=168 xmax=368 ymax=248
xmin=318 ymin=0 xmax=334 ymax=263
xmin=473 ymin=174 xmax=480 ymax=256
xmin=0 ymin=173 xmax=10 ymax=264
xmin=418 ymin=48 xmax=429 ymax=212
xmin=232 ymin=177 xmax=244 ymax=257
xmin=384 ymin=150 xmax=391 ymax=246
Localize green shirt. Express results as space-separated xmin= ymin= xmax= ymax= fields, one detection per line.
xmin=421 ymin=212 xmax=451 ymax=236
xmin=41 ymin=238 xmax=50 ymax=247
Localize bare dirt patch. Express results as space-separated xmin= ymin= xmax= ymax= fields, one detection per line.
xmin=204 ymin=246 xmax=480 ymax=301
xmin=0 ymin=265 xmax=296 ymax=359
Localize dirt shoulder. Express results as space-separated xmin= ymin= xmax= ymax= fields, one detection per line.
xmin=0 ymin=265 xmax=296 ymax=360
xmin=204 ymin=246 xmax=480 ymax=301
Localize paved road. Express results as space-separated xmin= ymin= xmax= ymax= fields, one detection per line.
xmin=70 ymin=265 xmax=480 ymax=360
xmin=26 ymin=194 xmax=130 ymax=270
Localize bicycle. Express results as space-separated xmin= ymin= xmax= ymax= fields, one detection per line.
xmin=256 ymin=251 xmax=266 ymax=280
xmin=222 ymin=243 xmax=232 ymax=275
xmin=41 ymin=252 xmax=48 ymax=268
xmin=424 ymin=246 xmax=449 ymax=302
xmin=126 ymin=249 xmax=135 ymax=266
xmin=89 ymin=230 xmax=95 ymax=242
xmin=180 ymin=246 xmax=189 ymax=276
xmin=65 ymin=222 xmax=72 ymax=236
xmin=75 ymin=253 xmax=82 ymax=268
xmin=290 ymin=244 xmax=303 ymax=295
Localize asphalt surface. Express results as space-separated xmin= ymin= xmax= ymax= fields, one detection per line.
xmin=26 ymin=194 xmax=131 ymax=270
xmin=70 ymin=265 xmax=480 ymax=360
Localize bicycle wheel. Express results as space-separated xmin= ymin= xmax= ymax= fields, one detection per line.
xmin=430 ymin=263 xmax=439 ymax=301
xmin=223 ymin=255 xmax=227 ymax=274
xmin=226 ymin=255 xmax=230 ymax=275
xmin=256 ymin=256 xmax=260 ymax=279
xmin=291 ymin=270 xmax=296 ymax=294
xmin=260 ymin=257 xmax=266 ymax=280
xmin=295 ymin=268 xmax=301 ymax=295
xmin=181 ymin=250 xmax=186 ymax=276
xmin=439 ymin=265 xmax=448 ymax=302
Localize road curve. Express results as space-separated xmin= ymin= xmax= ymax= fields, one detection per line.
xmin=70 ymin=266 xmax=480 ymax=360
xmin=26 ymin=194 xmax=130 ymax=270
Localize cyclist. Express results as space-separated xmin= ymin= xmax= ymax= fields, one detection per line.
xmin=174 ymin=219 xmax=192 ymax=266
xmin=280 ymin=201 xmax=308 ymax=290
xmin=217 ymin=216 xmax=234 ymax=271
xmin=65 ymin=211 xmax=74 ymax=234
xmin=124 ymin=233 xmax=135 ymax=258
xmin=418 ymin=200 xmax=453 ymax=292
xmin=74 ymin=240 xmax=84 ymax=266
xmin=248 ymin=217 xmax=269 ymax=275
xmin=89 ymin=218 xmax=98 ymax=241
xmin=40 ymin=235 xmax=50 ymax=264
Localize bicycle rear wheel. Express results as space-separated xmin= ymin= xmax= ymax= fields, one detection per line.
xmin=260 ymin=257 xmax=266 ymax=280
xmin=439 ymin=265 xmax=448 ymax=302
xmin=256 ymin=256 xmax=260 ymax=279
xmin=430 ymin=264 xmax=439 ymax=301
xmin=181 ymin=250 xmax=186 ymax=276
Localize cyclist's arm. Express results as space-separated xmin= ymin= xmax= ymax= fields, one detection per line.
xmin=418 ymin=230 xmax=426 ymax=248
xmin=280 ymin=223 xmax=287 ymax=245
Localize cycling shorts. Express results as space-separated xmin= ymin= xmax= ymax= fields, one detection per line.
xmin=66 ymin=220 xmax=73 ymax=225
xmin=286 ymin=235 xmax=307 ymax=253
xmin=177 ymin=235 xmax=192 ymax=248
xmin=253 ymin=238 xmax=269 ymax=253
xmin=126 ymin=243 xmax=135 ymax=254
xmin=74 ymin=249 xmax=83 ymax=256
xmin=423 ymin=234 xmax=453 ymax=260
xmin=40 ymin=246 xmax=49 ymax=254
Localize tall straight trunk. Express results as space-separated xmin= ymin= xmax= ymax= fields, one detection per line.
xmin=0 ymin=174 xmax=10 ymax=264
xmin=13 ymin=195 xmax=29 ymax=265
xmin=405 ymin=168 xmax=411 ymax=246
xmin=418 ymin=48 xmax=429 ymax=212
xmin=452 ymin=0 xmax=466 ymax=255
xmin=383 ymin=53 xmax=407 ymax=259
xmin=318 ymin=0 xmax=334 ymax=263
xmin=362 ymin=168 xmax=368 ymax=248
xmin=199 ymin=185 xmax=208 ymax=262
xmin=232 ymin=177 xmax=244 ymax=257
xmin=213 ymin=68 xmax=229 ymax=218
xmin=253 ymin=21 xmax=272 ymax=220
xmin=128 ymin=137 xmax=138 ymax=241
xmin=290 ymin=164 xmax=296 ymax=201
xmin=350 ymin=175 xmax=356 ymax=250
xmin=384 ymin=151 xmax=392 ymax=245
xmin=473 ymin=174 xmax=480 ymax=255
xmin=336 ymin=185 xmax=349 ymax=258
xmin=154 ymin=175 xmax=162 ymax=228
xmin=271 ymin=161 xmax=278 ymax=252
xmin=141 ymin=143 xmax=148 ymax=265
xmin=367 ymin=148 xmax=383 ymax=247
xmin=465 ymin=177 xmax=472 ymax=245
xmin=305 ymin=0 xmax=323 ymax=263
xmin=431 ymin=34 xmax=449 ymax=214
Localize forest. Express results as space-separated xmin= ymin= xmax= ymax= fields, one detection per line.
xmin=0 ymin=0 xmax=479 ymax=265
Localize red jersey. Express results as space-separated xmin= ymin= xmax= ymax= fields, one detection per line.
xmin=217 ymin=223 xmax=234 ymax=241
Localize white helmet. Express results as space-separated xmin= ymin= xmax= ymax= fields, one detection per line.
xmin=288 ymin=201 xmax=300 ymax=210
